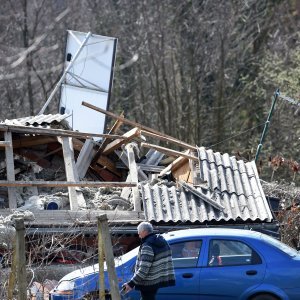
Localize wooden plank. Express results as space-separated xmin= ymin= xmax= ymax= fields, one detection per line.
xmin=179 ymin=181 xmax=225 ymax=211
xmin=102 ymin=127 xmax=141 ymax=155
xmin=141 ymin=130 xmax=197 ymax=151
xmin=5 ymin=131 xmax=17 ymax=209
xmin=159 ymin=155 xmax=189 ymax=177
xmin=141 ymin=142 xmax=198 ymax=161
xmin=82 ymin=101 xmax=196 ymax=150
xmin=90 ymin=164 xmax=121 ymax=182
xmin=60 ymin=137 xmax=85 ymax=210
xmin=125 ymin=143 xmax=141 ymax=212
xmin=12 ymin=136 xmax=57 ymax=148
xmin=0 ymin=124 xmax=125 ymax=140
xmin=92 ymin=111 xmax=124 ymax=164
xmin=0 ymin=209 xmax=144 ymax=226
xmin=115 ymin=150 xmax=148 ymax=181
xmin=120 ymin=175 xmax=133 ymax=200
xmin=0 ymin=141 xmax=11 ymax=147
xmin=76 ymin=139 xmax=94 ymax=179
xmin=72 ymin=138 xmax=121 ymax=177
xmin=0 ymin=181 xmax=137 ymax=187
xmin=98 ymin=215 xmax=121 ymax=300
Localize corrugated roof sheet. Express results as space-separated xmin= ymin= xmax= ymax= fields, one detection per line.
xmin=2 ymin=114 xmax=70 ymax=126
xmin=141 ymin=147 xmax=273 ymax=224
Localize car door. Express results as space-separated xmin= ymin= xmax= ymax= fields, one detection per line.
xmin=199 ymin=238 xmax=266 ymax=299
xmin=157 ymin=239 xmax=203 ymax=300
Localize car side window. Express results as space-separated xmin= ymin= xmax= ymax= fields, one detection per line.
xmin=170 ymin=240 xmax=202 ymax=268
xmin=208 ymin=239 xmax=262 ymax=267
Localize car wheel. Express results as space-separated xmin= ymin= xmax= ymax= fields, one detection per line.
xmin=251 ymin=294 xmax=279 ymax=300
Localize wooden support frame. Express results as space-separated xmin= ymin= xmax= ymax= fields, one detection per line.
xmin=102 ymin=127 xmax=141 ymax=155
xmin=159 ymin=155 xmax=189 ymax=177
xmin=82 ymin=101 xmax=196 ymax=150
xmin=97 ymin=215 xmax=121 ymax=300
xmin=0 ymin=141 xmax=12 ymax=147
xmin=0 ymin=209 xmax=144 ymax=226
xmin=12 ymin=136 xmax=57 ymax=149
xmin=4 ymin=131 xmax=17 ymax=208
xmin=60 ymin=137 xmax=85 ymax=210
xmin=76 ymin=138 xmax=94 ymax=179
xmin=72 ymin=138 xmax=121 ymax=177
xmin=92 ymin=111 xmax=124 ymax=164
xmin=179 ymin=181 xmax=225 ymax=211
xmin=0 ymin=181 xmax=137 ymax=187
xmin=141 ymin=142 xmax=197 ymax=161
xmin=125 ymin=143 xmax=141 ymax=212
xmin=141 ymin=130 xmax=196 ymax=151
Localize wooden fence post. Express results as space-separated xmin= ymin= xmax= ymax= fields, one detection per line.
xmin=7 ymin=241 xmax=17 ymax=300
xmin=97 ymin=215 xmax=121 ymax=300
xmin=5 ymin=131 xmax=17 ymax=208
xmin=15 ymin=218 xmax=27 ymax=300
xmin=98 ymin=217 xmax=105 ymax=300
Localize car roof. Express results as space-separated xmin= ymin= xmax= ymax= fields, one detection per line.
xmin=163 ymin=227 xmax=262 ymax=241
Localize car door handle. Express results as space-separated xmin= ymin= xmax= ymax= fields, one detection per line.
xmin=182 ymin=273 xmax=194 ymax=278
xmin=246 ymin=270 xmax=257 ymax=275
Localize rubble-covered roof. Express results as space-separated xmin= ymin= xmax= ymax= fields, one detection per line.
xmin=140 ymin=147 xmax=273 ymax=224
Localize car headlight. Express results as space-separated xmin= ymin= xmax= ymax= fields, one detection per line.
xmin=53 ymin=280 xmax=75 ymax=295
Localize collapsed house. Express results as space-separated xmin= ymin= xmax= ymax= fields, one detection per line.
xmin=0 ymin=105 xmax=275 ymax=246
xmin=0 ymin=29 xmax=278 ymax=260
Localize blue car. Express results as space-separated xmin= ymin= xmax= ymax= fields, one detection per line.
xmin=50 ymin=228 xmax=300 ymax=300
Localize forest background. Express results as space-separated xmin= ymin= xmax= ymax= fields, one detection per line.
xmin=1 ymin=0 xmax=300 ymax=185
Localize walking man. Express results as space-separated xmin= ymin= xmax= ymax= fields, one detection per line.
xmin=123 ymin=222 xmax=175 ymax=300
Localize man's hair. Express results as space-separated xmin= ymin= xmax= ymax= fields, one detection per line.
xmin=137 ymin=222 xmax=153 ymax=234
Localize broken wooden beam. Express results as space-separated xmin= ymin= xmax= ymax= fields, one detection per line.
xmin=140 ymin=130 xmax=196 ymax=151
xmin=0 ymin=181 xmax=137 ymax=187
xmin=102 ymin=127 xmax=141 ymax=155
xmin=76 ymin=139 xmax=94 ymax=179
xmin=60 ymin=136 xmax=85 ymax=210
xmin=92 ymin=111 xmax=124 ymax=164
xmin=0 ymin=141 xmax=12 ymax=147
xmin=72 ymin=138 xmax=121 ymax=177
xmin=179 ymin=181 xmax=225 ymax=211
xmin=0 ymin=209 xmax=144 ymax=226
xmin=12 ymin=136 xmax=57 ymax=149
xmin=141 ymin=142 xmax=198 ymax=161
xmin=159 ymin=154 xmax=189 ymax=177
xmin=82 ymin=101 xmax=196 ymax=150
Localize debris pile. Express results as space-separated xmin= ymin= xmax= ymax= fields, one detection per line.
xmin=0 ymin=106 xmax=274 ymax=226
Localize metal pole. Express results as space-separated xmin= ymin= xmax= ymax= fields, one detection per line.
xmin=38 ymin=32 xmax=92 ymax=115
xmin=255 ymin=89 xmax=280 ymax=163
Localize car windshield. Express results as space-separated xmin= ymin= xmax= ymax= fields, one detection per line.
xmin=261 ymin=234 xmax=298 ymax=257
